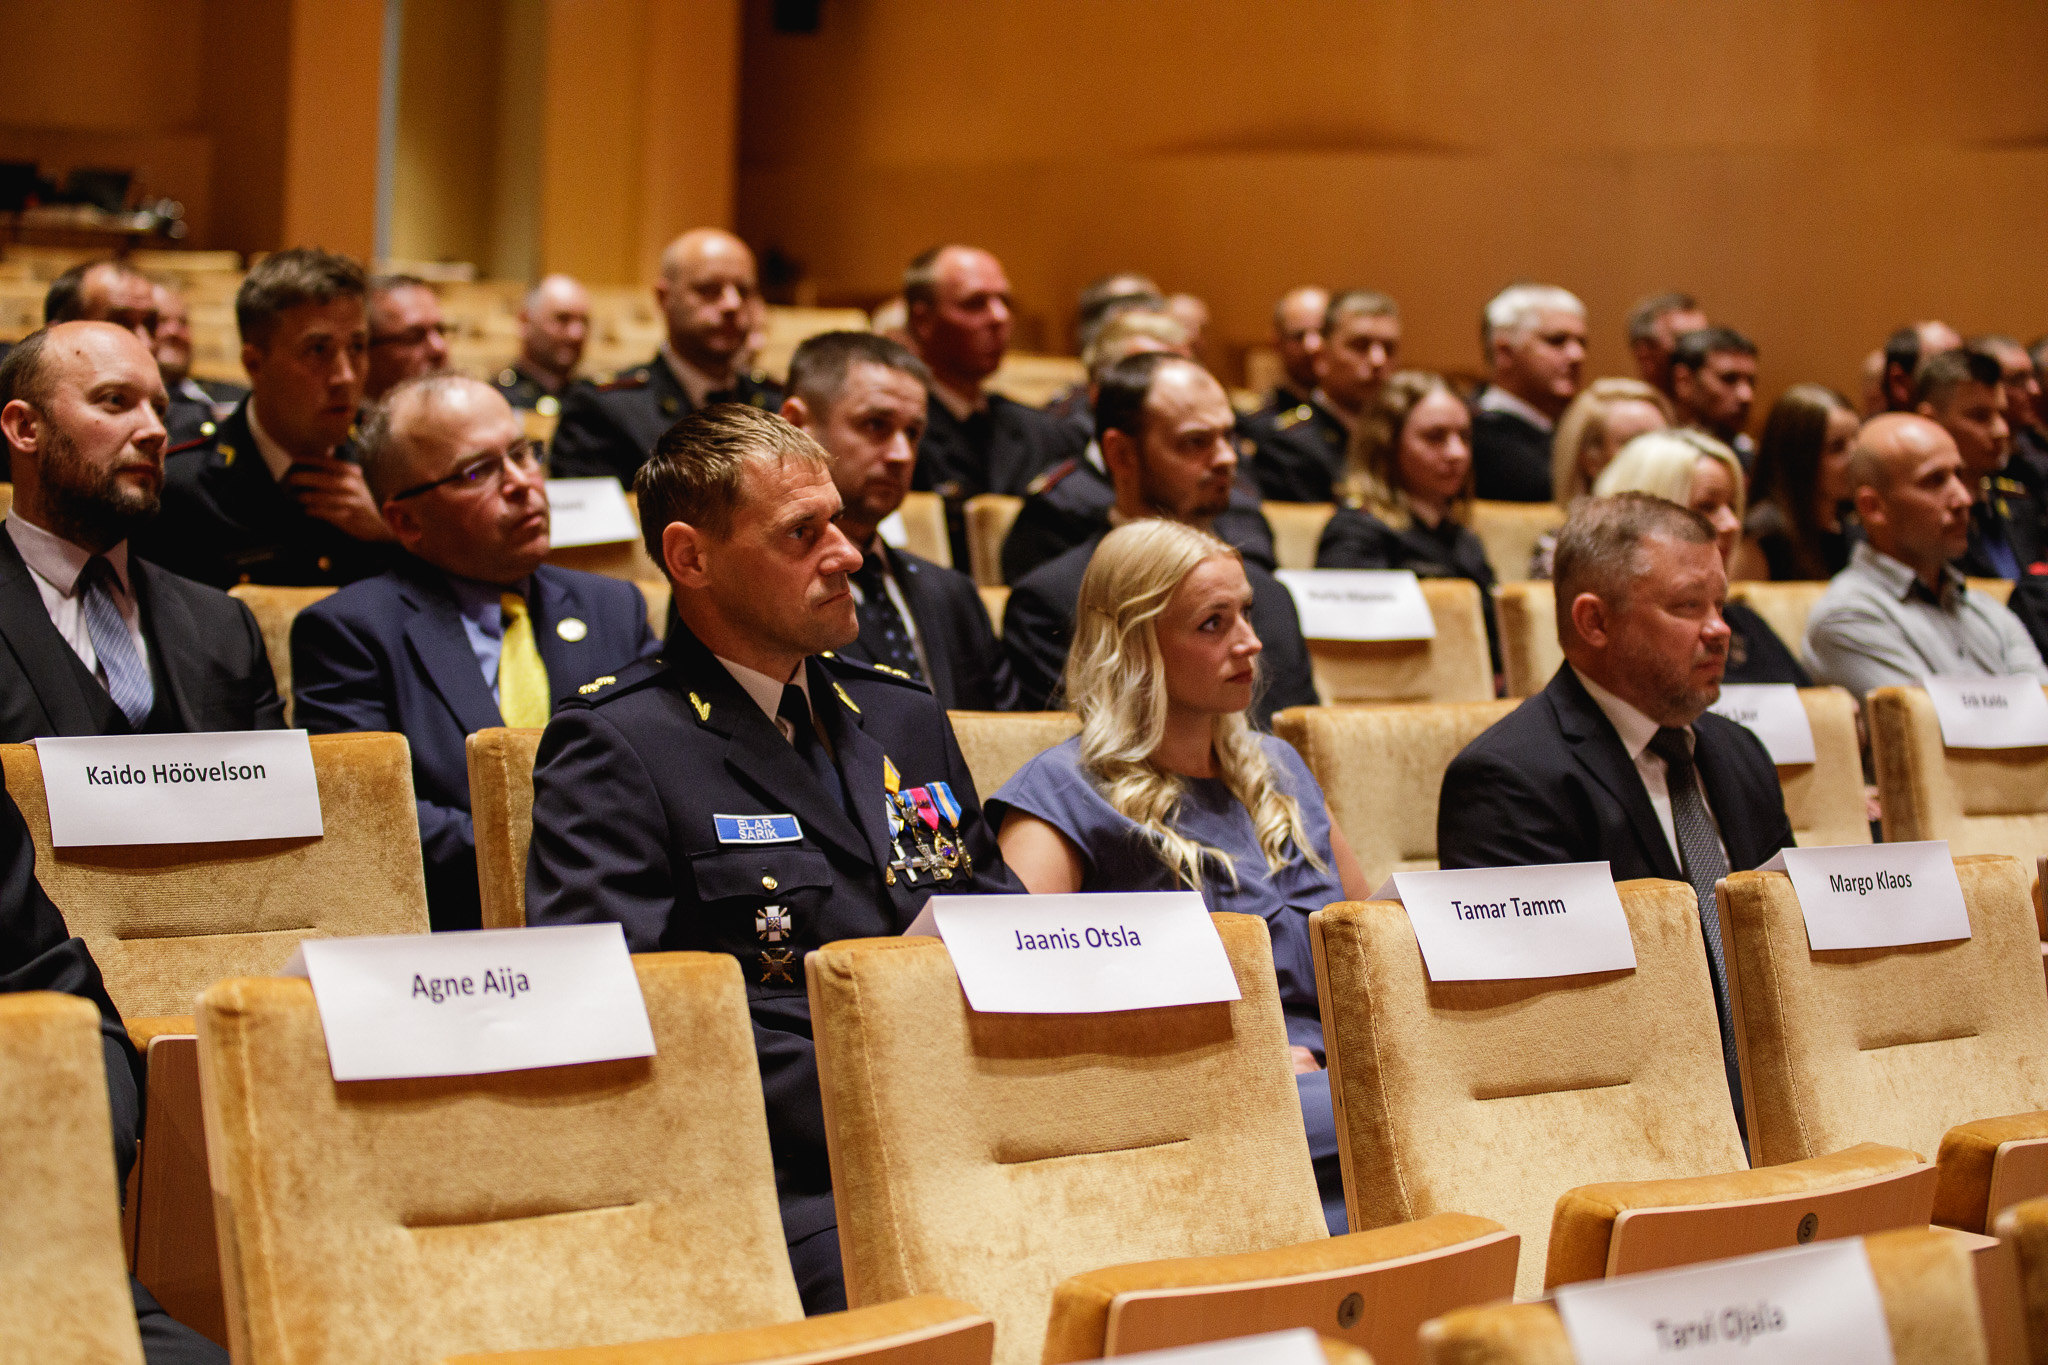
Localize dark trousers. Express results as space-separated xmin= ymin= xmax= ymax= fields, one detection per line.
xmin=789 ymin=1224 xmax=848 ymax=1316
xmin=134 ymin=1278 xmax=227 ymax=1365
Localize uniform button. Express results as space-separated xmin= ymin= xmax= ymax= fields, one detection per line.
xmin=317 ymin=556 xmax=332 ymax=572
xmin=761 ymin=874 xmax=778 ymax=891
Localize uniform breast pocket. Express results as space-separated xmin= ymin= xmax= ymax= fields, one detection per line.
xmin=690 ymin=846 xmax=834 ymax=913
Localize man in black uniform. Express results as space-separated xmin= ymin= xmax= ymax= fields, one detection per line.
xmin=525 ymin=403 xmax=1019 ymax=1313
xmin=492 ymin=273 xmax=590 ymax=415
xmin=1239 ymin=290 xmax=1398 ymax=504
xmin=903 ymin=244 xmax=1086 ymax=565
xmin=1003 ymin=352 xmax=1318 ymax=722
xmin=780 ymin=331 xmax=1015 ymax=710
xmin=1470 ymin=283 xmax=1587 ymax=502
xmin=548 ymin=228 xmax=781 ymax=482
xmin=42 ymin=259 xmax=158 ymax=343
xmin=1249 ymin=285 xmax=1329 ymax=417
xmin=153 ymin=283 xmax=246 ymax=444
xmin=132 ymin=248 xmax=396 ymax=589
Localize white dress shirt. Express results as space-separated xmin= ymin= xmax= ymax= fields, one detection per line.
xmin=1572 ymin=666 xmax=1728 ymax=871
xmin=717 ymin=653 xmax=821 ymax=748
xmin=4 ymin=516 xmax=151 ymax=684
xmin=1476 ymin=384 xmax=1555 ymax=433
xmin=245 ymin=396 xmax=298 ymax=483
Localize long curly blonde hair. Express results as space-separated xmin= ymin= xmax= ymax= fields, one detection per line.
xmin=1061 ymin=519 xmax=1324 ymax=890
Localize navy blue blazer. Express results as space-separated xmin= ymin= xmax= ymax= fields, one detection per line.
xmin=290 ymin=559 xmax=658 ymax=931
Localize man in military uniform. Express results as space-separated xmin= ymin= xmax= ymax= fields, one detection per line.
xmin=525 ymin=404 xmax=1018 ymax=1313
xmin=365 ymin=275 xmax=452 ymax=402
xmin=492 ymin=273 xmax=590 ymax=415
xmin=548 ymin=229 xmax=781 ymax=482
xmin=1250 ymin=285 xmax=1328 ymax=416
xmin=42 ymin=259 xmax=158 ymax=342
xmin=153 ymin=283 xmax=246 ymax=444
xmin=131 ymin=248 xmax=397 ymax=589
xmin=1239 ymin=290 xmax=1398 ymax=504
xmin=1916 ymin=348 xmax=2044 ymax=582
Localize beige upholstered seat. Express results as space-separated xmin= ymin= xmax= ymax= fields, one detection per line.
xmin=1265 ymin=501 xmax=1338 ymax=571
xmin=199 ymin=953 xmax=994 ymax=1365
xmin=1780 ymin=685 xmax=1872 ymax=847
xmin=964 ymin=493 xmax=1024 ymax=587
xmin=467 ymin=727 xmax=545 ymax=929
xmin=1467 ymin=501 xmax=1562 ymax=586
xmin=632 ymin=578 xmax=670 ymax=633
xmin=1727 ymin=580 xmax=1827 ymax=656
xmin=0 ymin=993 xmax=146 ymax=1365
xmin=228 ymin=583 xmax=337 ymax=724
xmin=1719 ymin=854 xmax=2048 ymax=1233
xmin=1870 ymin=686 xmax=2048 ymax=928
xmin=1272 ymin=701 xmax=1518 ymax=888
xmin=1493 ymin=583 xmax=1559 ymax=699
xmin=1419 ymin=1227 xmax=1990 ymax=1365
xmin=896 ymin=490 xmax=953 ymax=569
xmin=946 ymin=710 xmax=1081 ymax=799
xmin=978 ymin=586 xmax=1009 ymax=637
xmin=546 ymin=491 xmax=662 ymax=581
xmin=810 ymin=917 xmax=1517 ymax=1365
xmin=1304 ymin=579 xmax=1495 ymax=704
xmin=1313 ymin=882 xmax=1929 ymax=1298
xmin=1994 ymin=1196 xmax=2048 ymax=1364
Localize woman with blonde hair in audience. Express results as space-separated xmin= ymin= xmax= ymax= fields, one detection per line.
xmin=1312 ymin=369 xmax=1502 ymax=681
xmin=992 ymin=518 xmax=1367 ymax=1233
xmin=1592 ymin=428 xmax=1810 ymax=684
xmin=1731 ymin=383 xmax=1860 ymax=581
xmin=1531 ymin=378 xmax=1674 ymax=576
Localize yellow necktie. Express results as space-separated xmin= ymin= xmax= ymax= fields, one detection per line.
xmin=498 ymin=593 xmax=552 ymax=728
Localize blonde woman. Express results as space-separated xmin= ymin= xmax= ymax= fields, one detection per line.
xmin=1550 ymin=378 xmax=1673 ymax=505
xmin=1591 ymin=428 xmax=1810 ymax=684
xmin=991 ymin=519 xmax=1367 ymax=1233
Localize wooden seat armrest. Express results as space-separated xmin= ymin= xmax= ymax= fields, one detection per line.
xmin=1937 ymin=1111 xmax=2048 ymax=1233
xmin=126 ymin=1015 xmax=195 ymax=1049
xmin=439 ymin=1297 xmax=993 ymax=1365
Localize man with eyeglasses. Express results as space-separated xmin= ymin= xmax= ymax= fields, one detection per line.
xmin=366 ymin=274 xmax=454 ymax=402
xmin=291 ymin=374 xmax=656 ymax=930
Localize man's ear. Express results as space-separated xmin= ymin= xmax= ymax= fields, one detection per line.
xmin=239 ymin=341 xmax=265 ymax=385
xmin=662 ymin=520 xmax=710 ymax=589
xmin=1914 ymin=399 xmax=1937 ymax=421
xmin=380 ymin=498 xmax=422 ymax=552
xmin=1568 ymin=591 xmax=1609 ymax=651
xmin=778 ymin=394 xmax=809 ymax=429
xmin=1852 ymin=484 xmax=1886 ymax=531
xmin=0 ymin=399 xmax=38 ymax=457
xmin=1100 ymin=427 xmax=1138 ymax=484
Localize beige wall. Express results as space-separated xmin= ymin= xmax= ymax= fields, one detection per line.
xmin=736 ymin=0 xmax=2048 ymax=400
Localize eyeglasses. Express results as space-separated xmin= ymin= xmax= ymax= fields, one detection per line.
xmin=369 ymin=322 xmax=455 ymax=349
xmin=389 ymin=442 xmax=542 ymax=501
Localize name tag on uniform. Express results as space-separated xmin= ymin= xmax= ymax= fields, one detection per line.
xmin=545 ymin=477 xmax=639 ymax=547
xmin=1274 ymin=569 xmax=1437 ymax=641
xmin=1553 ymin=1239 xmax=1894 ymax=1365
xmin=1923 ymin=675 xmax=2048 ymax=748
xmin=1371 ymin=861 xmax=1637 ymax=981
xmin=1757 ymin=840 xmax=1970 ymax=950
xmin=32 ymin=730 xmax=323 ymax=847
xmin=1708 ymin=684 xmax=1817 ymax=763
xmin=715 ymin=813 xmax=803 ymax=844
xmin=282 ymin=923 xmax=656 ymax=1082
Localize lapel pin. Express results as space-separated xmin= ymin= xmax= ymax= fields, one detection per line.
xmin=555 ymin=617 xmax=587 ymax=642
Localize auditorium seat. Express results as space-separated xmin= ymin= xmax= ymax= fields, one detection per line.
xmin=546 ymin=490 xmax=662 ymax=581
xmin=228 ymin=583 xmax=337 ymax=725
xmin=0 ymin=993 xmax=146 ymax=1365
xmin=985 ymin=353 xmax=1087 ymax=408
xmin=1718 ymin=853 xmax=2048 ymax=1235
xmin=1727 ymin=580 xmax=1827 ymax=655
xmin=1783 ymin=685 xmax=1872 ymax=847
xmin=197 ymin=953 xmax=996 ymax=1365
xmin=1272 ymin=700 xmax=1518 ymax=888
xmin=1869 ymin=686 xmax=2048 ymax=929
xmin=896 ymin=489 xmax=953 ymax=569
xmin=1493 ymin=582 xmax=1558 ymax=699
xmin=978 ymin=586 xmax=1009 ymax=637
xmin=1993 ymin=1197 xmax=2048 ymax=1363
xmin=1418 ymin=1228 xmax=1990 ymax=1365
xmin=947 ymin=710 xmax=1080 ymax=798
xmin=809 ymin=917 xmax=1519 ymax=1365
xmin=1466 ymin=500 xmax=1562 ymax=586
xmin=0 ymin=481 xmax=14 ymax=519
xmin=964 ymin=493 xmax=1024 ymax=587
xmin=633 ymin=577 xmax=670 ymax=634
xmin=467 ymin=726 xmax=544 ymax=930
xmin=1264 ymin=501 xmax=1337 ymax=571
xmin=1313 ymin=880 xmax=1933 ymax=1299
xmin=1303 ymin=578 xmax=1495 ymax=704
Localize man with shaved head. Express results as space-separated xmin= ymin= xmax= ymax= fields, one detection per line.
xmin=1804 ymin=413 xmax=2048 ymax=696
xmin=549 ymin=228 xmax=782 ymax=482
xmin=292 ymin=374 xmax=656 ymax=930
xmin=493 ymin=273 xmax=591 ymax=415
xmin=1259 ymin=285 xmax=1330 ymax=413
xmin=0 ymin=322 xmax=284 ymax=741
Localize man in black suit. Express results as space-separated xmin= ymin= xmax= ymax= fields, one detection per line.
xmin=292 ymin=375 xmax=657 ymax=931
xmin=780 ymin=330 xmax=1015 ymax=710
xmin=1470 ymin=283 xmax=1587 ymax=502
xmin=548 ymin=229 xmax=781 ymax=482
xmin=1440 ymin=494 xmax=1793 ymax=1133
xmin=525 ymin=404 xmax=1019 ymax=1313
xmin=152 ymin=284 xmax=246 ymax=445
xmin=492 ymin=273 xmax=590 ymax=415
xmin=1240 ymin=289 xmax=1399 ymax=504
xmin=0 ymin=323 xmax=285 ymax=742
xmin=131 ymin=247 xmax=398 ymax=589
xmin=1003 ymin=352 xmax=1318 ymax=723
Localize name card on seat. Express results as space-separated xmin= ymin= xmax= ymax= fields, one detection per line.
xmin=1553 ymin=1239 xmax=1894 ymax=1364
xmin=903 ymin=892 xmax=1241 ymax=1013
xmin=1924 ymin=675 xmax=2048 ymax=748
xmin=1274 ymin=569 xmax=1436 ymax=641
xmin=282 ymin=923 xmax=655 ymax=1082
xmin=545 ymin=477 xmax=639 ymax=547
xmin=1709 ymin=684 xmax=1816 ymax=763
xmin=1756 ymin=840 xmax=1970 ymax=950
xmin=33 ymin=730 xmax=322 ymax=847
xmin=1370 ymin=862 xmax=1636 ymax=982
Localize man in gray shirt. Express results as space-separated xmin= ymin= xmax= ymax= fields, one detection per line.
xmin=1804 ymin=412 xmax=2048 ymax=697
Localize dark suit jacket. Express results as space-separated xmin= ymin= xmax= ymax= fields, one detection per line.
xmin=1316 ymin=504 xmax=1504 ymax=675
xmin=1470 ymin=401 xmax=1556 ymax=503
xmin=999 ymin=455 xmax=1276 ymax=584
xmin=1239 ymin=399 xmax=1348 ymax=504
xmin=914 ymin=391 xmax=1088 ymax=566
xmin=0 ymin=529 xmax=286 ymax=742
xmin=1003 ymin=531 xmax=1320 ymax=726
xmin=547 ymin=354 xmax=781 ymax=483
xmin=840 ymin=546 xmax=1016 ymax=711
xmin=523 ymin=625 xmax=1019 ymax=1245
xmin=291 ymin=559 xmax=657 ymax=931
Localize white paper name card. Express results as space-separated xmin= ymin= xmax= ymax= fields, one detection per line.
xmin=1708 ymin=684 xmax=1817 ymax=764
xmin=1372 ymin=862 xmax=1637 ymax=982
xmin=1553 ymin=1239 xmax=1895 ymax=1365
xmin=283 ymin=923 xmax=656 ymax=1082
xmin=904 ymin=892 xmax=1242 ymax=1014
xmin=1756 ymin=840 xmax=1971 ymax=951
xmin=544 ymin=477 xmax=640 ymax=547
xmin=1107 ymin=1329 xmax=1325 ymax=1365
xmin=1924 ymin=675 xmax=2048 ymax=749
xmin=1274 ymin=569 xmax=1437 ymax=641
xmin=33 ymin=730 xmax=322 ymax=847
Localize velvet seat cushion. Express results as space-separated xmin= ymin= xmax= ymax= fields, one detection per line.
xmin=1304 ymin=579 xmax=1494 ymax=705
xmin=946 ymin=711 xmax=1081 ymax=805
xmin=466 ymin=726 xmax=544 ymax=930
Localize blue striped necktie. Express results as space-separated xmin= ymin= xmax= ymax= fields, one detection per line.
xmin=79 ymin=556 xmax=153 ymax=728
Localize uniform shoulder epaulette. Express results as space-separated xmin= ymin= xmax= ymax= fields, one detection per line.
xmin=1273 ymin=404 xmax=1314 ymax=431
xmin=595 ymin=367 xmax=651 ymax=393
xmin=563 ymin=656 xmax=666 ymax=708
xmin=1025 ymin=458 xmax=1079 ymax=498
xmin=163 ymin=433 xmax=213 ymax=457
xmin=818 ymin=650 xmax=934 ymax=694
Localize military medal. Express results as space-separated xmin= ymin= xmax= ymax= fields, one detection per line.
xmin=758 ymin=948 xmax=795 ymax=985
xmin=882 ymin=756 xmax=919 ymax=885
xmin=929 ymin=781 xmax=972 ymax=875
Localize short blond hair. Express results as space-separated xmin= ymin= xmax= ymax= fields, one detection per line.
xmin=1550 ymin=378 xmax=1674 ymax=503
xmin=1591 ymin=427 xmax=1745 ymax=522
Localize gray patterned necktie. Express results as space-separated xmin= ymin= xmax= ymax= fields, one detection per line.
xmin=79 ymin=556 xmax=153 ymax=729
xmin=1648 ymin=725 xmax=1743 ymax=1109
